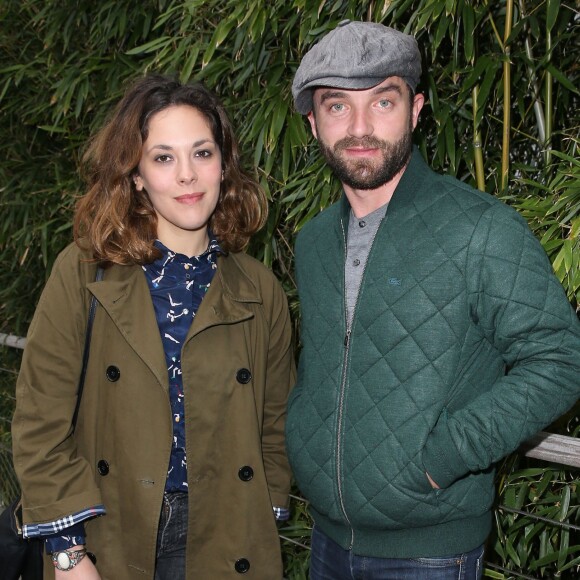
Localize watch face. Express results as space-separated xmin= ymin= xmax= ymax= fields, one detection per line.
xmin=56 ymin=551 xmax=72 ymax=570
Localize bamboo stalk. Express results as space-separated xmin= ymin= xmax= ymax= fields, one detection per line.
xmin=519 ymin=0 xmax=546 ymax=144
xmin=544 ymin=3 xmax=553 ymax=165
xmin=472 ymin=86 xmax=486 ymax=191
xmin=501 ymin=0 xmax=514 ymax=191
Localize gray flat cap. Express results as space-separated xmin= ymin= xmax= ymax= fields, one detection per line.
xmin=292 ymin=20 xmax=421 ymax=114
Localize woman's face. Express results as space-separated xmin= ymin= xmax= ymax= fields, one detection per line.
xmin=134 ymin=104 xmax=222 ymax=256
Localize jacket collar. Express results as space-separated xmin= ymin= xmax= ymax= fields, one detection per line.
xmin=88 ymin=264 xmax=168 ymax=389
xmin=187 ymin=252 xmax=262 ymax=340
xmin=214 ymin=252 xmax=262 ymax=305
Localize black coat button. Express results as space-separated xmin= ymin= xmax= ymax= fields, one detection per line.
xmin=238 ymin=466 xmax=254 ymax=482
xmin=236 ymin=368 xmax=251 ymax=384
xmin=106 ymin=366 xmax=120 ymax=382
xmin=97 ymin=460 xmax=109 ymax=476
xmin=234 ymin=558 xmax=250 ymax=573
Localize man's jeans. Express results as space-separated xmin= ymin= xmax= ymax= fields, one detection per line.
xmin=154 ymin=492 xmax=188 ymax=580
xmin=310 ymin=526 xmax=484 ymax=580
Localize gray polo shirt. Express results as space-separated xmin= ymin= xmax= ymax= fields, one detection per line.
xmin=345 ymin=202 xmax=389 ymax=328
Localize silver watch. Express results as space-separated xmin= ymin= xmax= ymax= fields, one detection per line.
xmin=51 ymin=547 xmax=88 ymax=571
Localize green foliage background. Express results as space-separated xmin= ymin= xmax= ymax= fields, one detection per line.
xmin=0 ymin=0 xmax=578 ymax=577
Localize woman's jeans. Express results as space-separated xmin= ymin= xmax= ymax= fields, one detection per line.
xmin=154 ymin=492 xmax=188 ymax=580
xmin=310 ymin=526 xmax=484 ymax=580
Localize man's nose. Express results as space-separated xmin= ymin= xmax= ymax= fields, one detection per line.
xmin=348 ymin=107 xmax=373 ymax=138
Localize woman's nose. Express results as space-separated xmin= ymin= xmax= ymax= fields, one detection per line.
xmin=177 ymin=161 xmax=197 ymax=184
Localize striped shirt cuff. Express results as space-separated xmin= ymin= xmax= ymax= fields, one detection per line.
xmin=23 ymin=505 xmax=106 ymax=538
xmin=273 ymin=506 xmax=290 ymax=521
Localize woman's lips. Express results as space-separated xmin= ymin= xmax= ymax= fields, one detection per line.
xmin=175 ymin=193 xmax=204 ymax=204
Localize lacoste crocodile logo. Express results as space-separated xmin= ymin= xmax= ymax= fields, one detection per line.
xmin=388 ymin=277 xmax=402 ymax=286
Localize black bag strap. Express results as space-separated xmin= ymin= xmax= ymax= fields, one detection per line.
xmin=71 ymin=266 xmax=104 ymax=430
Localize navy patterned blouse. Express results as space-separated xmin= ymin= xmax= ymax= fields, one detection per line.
xmin=142 ymin=238 xmax=221 ymax=492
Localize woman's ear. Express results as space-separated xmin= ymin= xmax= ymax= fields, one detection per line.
xmin=133 ymin=174 xmax=144 ymax=191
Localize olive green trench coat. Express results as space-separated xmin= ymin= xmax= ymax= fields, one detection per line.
xmin=12 ymin=242 xmax=295 ymax=579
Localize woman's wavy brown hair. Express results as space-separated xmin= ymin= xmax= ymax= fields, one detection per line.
xmin=74 ymin=74 xmax=267 ymax=264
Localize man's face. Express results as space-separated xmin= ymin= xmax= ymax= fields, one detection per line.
xmin=308 ymin=77 xmax=424 ymax=190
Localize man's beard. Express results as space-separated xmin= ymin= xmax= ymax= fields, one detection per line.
xmin=317 ymin=119 xmax=414 ymax=190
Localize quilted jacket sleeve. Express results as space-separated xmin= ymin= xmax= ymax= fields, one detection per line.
xmin=422 ymin=203 xmax=580 ymax=489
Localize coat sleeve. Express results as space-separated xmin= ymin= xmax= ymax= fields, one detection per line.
xmin=12 ymin=244 xmax=104 ymax=524
xmin=261 ymin=275 xmax=296 ymax=508
xmin=422 ymin=204 xmax=580 ymax=488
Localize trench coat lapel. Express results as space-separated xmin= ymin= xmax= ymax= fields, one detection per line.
xmin=87 ymin=266 xmax=168 ymax=391
xmin=187 ymin=253 xmax=262 ymax=340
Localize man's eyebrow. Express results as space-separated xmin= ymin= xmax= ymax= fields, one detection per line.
xmin=318 ymin=84 xmax=404 ymax=106
xmin=319 ymin=90 xmax=349 ymax=105
xmin=371 ymin=84 xmax=403 ymax=96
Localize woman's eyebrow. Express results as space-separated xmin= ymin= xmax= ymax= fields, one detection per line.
xmin=146 ymin=139 xmax=215 ymax=152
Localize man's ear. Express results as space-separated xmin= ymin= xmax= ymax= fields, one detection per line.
xmin=307 ymin=111 xmax=318 ymax=140
xmin=411 ymin=93 xmax=425 ymax=130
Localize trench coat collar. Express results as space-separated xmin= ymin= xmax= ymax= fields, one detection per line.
xmin=187 ymin=252 xmax=262 ymax=339
xmin=85 ymin=252 xmax=261 ymax=391
xmin=87 ymin=263 xmax=167 ymax=390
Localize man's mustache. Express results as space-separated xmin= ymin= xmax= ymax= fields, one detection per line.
xmin=334 ymin=136 xmax=386 ymax=151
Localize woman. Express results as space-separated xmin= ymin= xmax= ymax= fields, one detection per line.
xmin=12 ymin=74 xmax=295 ymax=579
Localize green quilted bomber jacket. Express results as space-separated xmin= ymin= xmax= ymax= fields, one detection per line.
xmin=286 ymin=149 xmax=580 ymax=559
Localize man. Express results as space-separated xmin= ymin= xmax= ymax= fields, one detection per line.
xmin=285 ymin=20 xmax=580 ymax=579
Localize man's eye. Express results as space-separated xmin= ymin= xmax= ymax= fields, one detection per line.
xmin=331 ymin=103 xmax=345 ymax=112
xmin=378 ymin=99 xmax=391 ymax=108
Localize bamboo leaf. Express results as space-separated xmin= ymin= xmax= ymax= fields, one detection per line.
xmin=546 ymin=63 xmax=579 ymax=95
xmin=463 ymin=4 xmax=475 ymax=64
xmin=445 ymin=118 xmax=456 ymax=174
xmin=124 ymin=36 xmax=172 ymax=55
xmin=37 ymin=125 xmax=68 ymax=134
xmin=213 ymin=18 xmax=236 ymax=48
xmin=179 ymin=46 xmax=200 ymax=83
xmin=434 ymin=13 xmax=450 ymax=51
xmin=563 ymin=240 xmax=573 ymax=271
xmin=546 ymin=0 xmax=561 ymax=33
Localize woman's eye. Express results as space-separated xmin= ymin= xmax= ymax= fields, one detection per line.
xmin=195 ymin=150 xmax=212 ymax=158
xmin=154 ymin=154 xmax=172 ymax=163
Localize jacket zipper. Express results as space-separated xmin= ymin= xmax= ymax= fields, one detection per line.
xmin=336 ymin=218 xmax=354 ymax=548
xmin=337 ymin=213 xmax=386 ymax=550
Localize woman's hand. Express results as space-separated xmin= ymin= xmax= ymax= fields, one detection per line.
xmin=53 ymin=550 xmax=101 ymax=580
